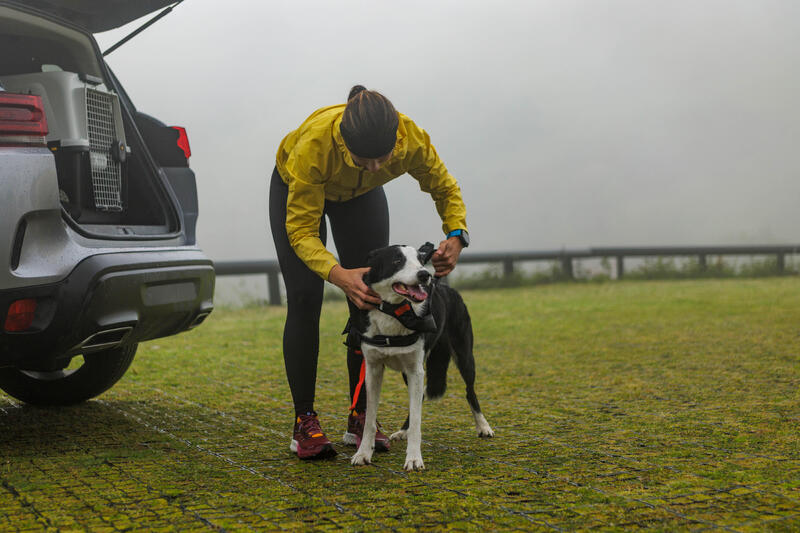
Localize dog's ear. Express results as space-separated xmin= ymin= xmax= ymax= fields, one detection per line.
xmin=417 ymin=242 xmax=435 ymax=265
xmin=364 ymin=248 xmax=382 ymax=285
xmin=366 ymin=248 xmax=379 ymax=264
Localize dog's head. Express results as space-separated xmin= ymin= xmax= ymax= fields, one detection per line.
xmin=364 ymin=243 xmax=434 ymax=307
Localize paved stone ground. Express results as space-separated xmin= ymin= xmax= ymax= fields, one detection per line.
xmin=1 ymin=280 xmax=799 ymax=531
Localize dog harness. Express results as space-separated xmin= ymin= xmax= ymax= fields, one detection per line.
xmin=343 ymin=301 xmax=434 ymax=349
xmin=343 ymin=279 xmax=439 ymax=350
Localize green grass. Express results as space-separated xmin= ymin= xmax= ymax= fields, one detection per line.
xmin=2 ymin=278 xmax=800 ymax=531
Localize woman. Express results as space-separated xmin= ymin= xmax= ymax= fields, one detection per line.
xmin=270 ymin=85 xmax=470 ymax=459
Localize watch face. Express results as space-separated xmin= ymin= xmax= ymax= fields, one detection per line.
xmin=448 ymin=229 xmax=469 ymax=246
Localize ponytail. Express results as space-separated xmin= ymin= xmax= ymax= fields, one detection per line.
xmin=348 ymin=85 xmax=367 ymax=101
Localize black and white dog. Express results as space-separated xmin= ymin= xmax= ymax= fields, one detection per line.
xmin=345 ymin=243 xmax=493 ymax=471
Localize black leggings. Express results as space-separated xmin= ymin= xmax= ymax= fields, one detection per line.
xmin=268 ymin=166 xmax=389 ymax=414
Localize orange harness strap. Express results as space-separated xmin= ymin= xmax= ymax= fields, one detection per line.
xmin=350 ymin=353 xmax=366 ymax=411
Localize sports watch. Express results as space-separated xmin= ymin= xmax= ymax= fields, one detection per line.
xmin=447 ymin=229 xmax=470 ymax=248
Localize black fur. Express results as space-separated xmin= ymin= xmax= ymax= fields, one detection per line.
xmin=364 ymin=246 xmax=407 ymax=286
xmin=357 ymin=244 xmax=485 ymax=430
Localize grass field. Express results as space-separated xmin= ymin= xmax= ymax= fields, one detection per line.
xmin=2 ymin=278 xmax=799 ymax=531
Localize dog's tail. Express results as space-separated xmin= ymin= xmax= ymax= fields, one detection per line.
xmin=425 ymin=343 xmax=451 ymax=400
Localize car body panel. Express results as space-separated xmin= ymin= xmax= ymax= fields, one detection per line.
xmin=0 ymin=248 xmax=214 ymax=367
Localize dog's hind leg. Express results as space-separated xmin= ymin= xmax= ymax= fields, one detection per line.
xmin=391 ymin=340 xmax=451 ymax=442
xmin=390 ymin=416 xmax=409 ymax=441
xmin=351 ymin=359 xmax=384 ymax=466
xmin=451 ymin=325 xmax=494 ymax=438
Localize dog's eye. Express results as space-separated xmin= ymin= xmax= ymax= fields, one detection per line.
xmin=393 ymin=258 xmax=403 ymax=266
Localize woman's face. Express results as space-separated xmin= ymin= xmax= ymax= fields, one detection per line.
xmin=350 ymin=151 xmax=393 ymax=172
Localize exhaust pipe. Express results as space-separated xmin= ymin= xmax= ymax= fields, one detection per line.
xmin=188 ymin=312 xmax=210 ymax=329
xmin=73 ymin=326 xmax=134 ymax=353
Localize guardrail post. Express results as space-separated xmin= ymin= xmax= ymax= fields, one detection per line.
xmin=777 ymin=253 xmax=785 ymax=273
xmin=267 ymin=270 xmax=281 ymax=306
xmin=616 ymin=256 xmax=624 ymax=279
xmin=698 ymin=254 xmax=707 ymax=271
xmin=561 ymin=256 xmax=574 ymax=279
xmin=503 ymin=259 xmax=514 ymax=278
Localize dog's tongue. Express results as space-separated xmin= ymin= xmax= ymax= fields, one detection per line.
xmin=406 ymin=284 xmax=428 ymax=301
xmin=393 ymin=283 xmax=428 ymax=302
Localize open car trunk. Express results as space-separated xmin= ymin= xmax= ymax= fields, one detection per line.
xmin=0 ymin=3 xmax=180 ymax=238
xmin=17 ymin=0 xmax=176 ymax=33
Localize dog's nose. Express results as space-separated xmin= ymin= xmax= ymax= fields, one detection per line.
xmin=417 ymin=270 xmax=431 ymax=284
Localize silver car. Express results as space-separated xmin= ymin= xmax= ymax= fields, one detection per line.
xmin=0 ymin=1 xmax=214 ymax=404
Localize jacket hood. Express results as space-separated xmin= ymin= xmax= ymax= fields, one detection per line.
xmin=19 ymin=0 xmax=176 ymax=32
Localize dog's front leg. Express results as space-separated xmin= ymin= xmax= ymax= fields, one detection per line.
xmin=351 ymin=359 xmax=384 ymax=466
xmin=404 ymin=367 xmax=425 ymax=471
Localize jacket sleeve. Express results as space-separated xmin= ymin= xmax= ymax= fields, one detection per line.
xmin=284 ymin=173 xmax=338 ymax=280
xmin=406 ymin=122 xmax=468 ymax=235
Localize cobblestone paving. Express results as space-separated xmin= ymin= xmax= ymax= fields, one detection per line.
xmin=1 ymin=280 xmax=799 ymax=531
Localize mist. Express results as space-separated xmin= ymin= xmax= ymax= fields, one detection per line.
xmin=95 ymin=0 xmax=800 ymax=290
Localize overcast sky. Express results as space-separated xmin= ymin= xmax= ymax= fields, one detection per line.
xmin=95 ymin=0 xmax=800 ymax=265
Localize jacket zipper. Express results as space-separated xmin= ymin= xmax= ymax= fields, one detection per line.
xmin=353 ymin=169 xmax=364 ymax=199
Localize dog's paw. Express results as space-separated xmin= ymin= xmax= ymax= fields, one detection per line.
xmin=404 ymin=455 xmax=425 ymax=471
xmin=478 ymin=426 xmax=495 ymax=438
xmin=474 ymin=414 xmax=494 ymax=438
xmin=390 ymin=429 xmax=407 ymax=441
xmin=351 ymin=451 xmax=372 ymax=466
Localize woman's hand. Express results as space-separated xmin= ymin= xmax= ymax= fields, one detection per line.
xmin=328 ymin=265 xmax=382 ymax=309
xmin=432 ymin=237 xmax=464 ymax=277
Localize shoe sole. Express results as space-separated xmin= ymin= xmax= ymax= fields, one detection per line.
xmin=290 ymin=439 xmax=337 ymax=460
xmin=342 ymin=432 xmax=390 ymax=452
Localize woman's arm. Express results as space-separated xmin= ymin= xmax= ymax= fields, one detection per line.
xmin=405 ymin=119 xmax=469 ymax=275
xmin=284 ymin=177 xmax=338 ymax=279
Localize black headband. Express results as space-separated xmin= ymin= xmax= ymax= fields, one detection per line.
xmin=340 ymin=118 xmax=398 ymax=159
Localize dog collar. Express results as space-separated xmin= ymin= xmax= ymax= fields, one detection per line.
xmin=377 ymin=300 xmax=437 ymax=333
xmin=376 ymin=277 xmax=439 ymax=333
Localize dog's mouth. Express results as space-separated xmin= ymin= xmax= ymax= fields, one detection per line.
xmin=392 ymin=282 xmax=428 ymax=303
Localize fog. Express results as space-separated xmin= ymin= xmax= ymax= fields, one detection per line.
xmin=94 ymin=0 xmax=800 ymax=301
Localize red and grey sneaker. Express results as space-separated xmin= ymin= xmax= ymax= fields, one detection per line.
xmin=343 ymin=409 xmax=390 ymax=452
xmin=290 ymin=412 xmax=337 ymax=459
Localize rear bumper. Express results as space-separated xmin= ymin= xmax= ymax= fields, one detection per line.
xmin=0 ymin=248 xmax=214 ymax=367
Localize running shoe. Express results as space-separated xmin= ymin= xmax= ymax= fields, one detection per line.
xmin=343 ymin=409 xmax=390 ymax=452
xmin=290 ymin=412 xmax=337 ymax=459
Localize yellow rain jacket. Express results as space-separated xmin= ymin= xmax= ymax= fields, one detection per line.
xmin=276 ymin=104 xmax=467 ymax=280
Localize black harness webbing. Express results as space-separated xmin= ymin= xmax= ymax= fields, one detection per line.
xmin=358 ymin=330 xmax=422 ymax=348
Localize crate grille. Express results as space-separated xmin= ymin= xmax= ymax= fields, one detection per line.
xmin=86 ymin=88 xmax=122 ymax=211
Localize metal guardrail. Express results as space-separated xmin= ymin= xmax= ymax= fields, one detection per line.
xmin=214 ymin=244 xmax=800 ymax=306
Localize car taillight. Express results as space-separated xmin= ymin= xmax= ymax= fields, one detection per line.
xmin=4 ymin=298 xmax=37 ymax=332
xmin=171 ymin=126 xmax=191 ymax=159
xmin=0 ymin=93 xmax=48 ymax=147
